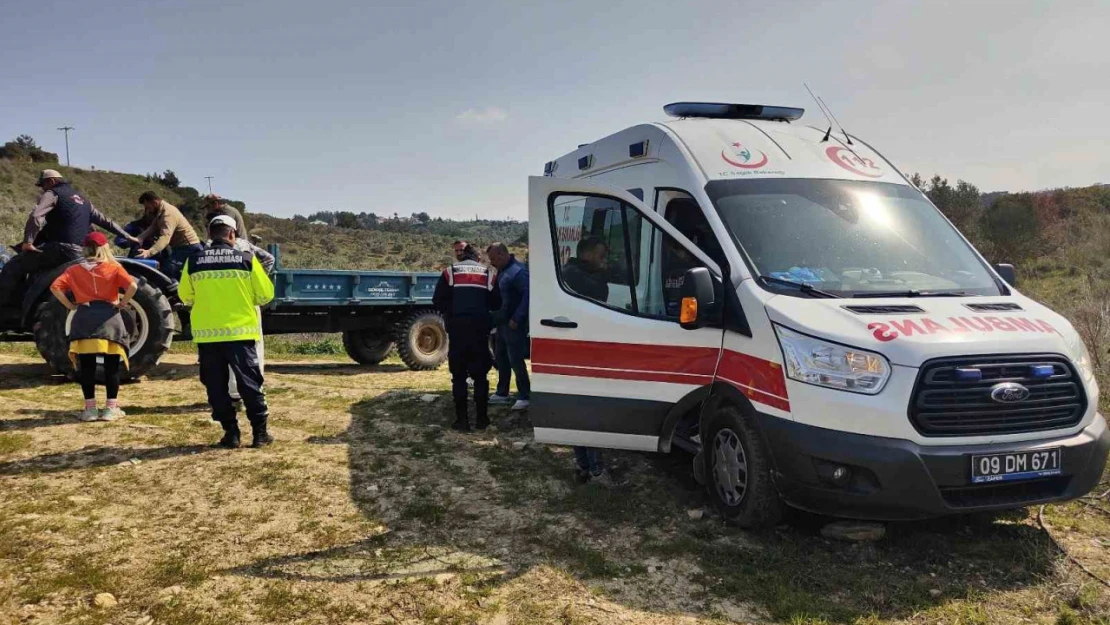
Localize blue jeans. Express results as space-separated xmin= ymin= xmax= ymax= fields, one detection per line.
xmin=162 ymin=243 xmax=204 ymax=281
xmin=494 ymin=325 xmax=530 ymax=400
xmin=574 ymin=447 xmax=603 ymax=476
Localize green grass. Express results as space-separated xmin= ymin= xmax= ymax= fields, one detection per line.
xmin=0 ymin=431 xmax=32 ymax=454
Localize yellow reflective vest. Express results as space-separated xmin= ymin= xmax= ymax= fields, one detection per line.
xmin=178 ymin=240 xmax=274 ymax=343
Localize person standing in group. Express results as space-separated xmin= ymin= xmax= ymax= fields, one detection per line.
xmin=133 ymin=191 xmax=203 ymax=280
xmin=197 ymin=195 xmax=274 ymax=401
xmin=0 ymin=169 xmax=137 ymax=306
xmin=203 ymin=195 xmax=249 ymax=240
xmin=559 ymin=237 xmax=616 ymax=486
xmin=486 ymin=242 xmax=530 ymax=411
xmin=49 ymin=232 xmax=138 ymax=422
xmin=452 ymin=240 xmax=468 ymax=262
xmin=433 ymin=244 xmax=500 ymax=431
xmin=179 ymin=215 xmax=275 ymax=448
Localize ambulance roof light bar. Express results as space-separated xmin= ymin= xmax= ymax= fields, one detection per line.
xmin=663 ymin=102 xmax=804 ymax=122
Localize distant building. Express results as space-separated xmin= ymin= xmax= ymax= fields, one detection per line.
xmin=310 ymin=220 xmax=329 ymax=226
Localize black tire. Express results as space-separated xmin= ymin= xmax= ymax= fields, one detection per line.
xmin=33 ymin=278 xmax=174 ymax=381
xmin=394 ymin=309 xmax=448 ymax=370
xmin=702 ymin=404 xmax=782 ymax=528
xmin=342 ymin=329 xmax=394 ymax=365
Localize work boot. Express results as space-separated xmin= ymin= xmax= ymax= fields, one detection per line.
xmin=475 ymin=414 xmax=490 ymax=430
xmin=452 ymin=404 xmax=470 ymax=431
xmin=215 ymin=420 xmax=241 ymax=449
xmin=249 ymin=415 xmax=274 ymax=448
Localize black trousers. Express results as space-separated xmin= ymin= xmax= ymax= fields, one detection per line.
xmin=447 ymin=317 xmax=492 ymax=420
xmin=198 ymin=341 xmax=268 ymax=431
xmin=77 ymin=354 xmax=120 ymax=400
xmin=0 ymin=243 xmax=82 ymax=307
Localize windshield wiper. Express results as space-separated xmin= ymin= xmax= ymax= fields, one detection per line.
xmin=853 ymin=290 xmax=969 ymax=298
xmin=758 ymin=275 xmax=839 ymax=298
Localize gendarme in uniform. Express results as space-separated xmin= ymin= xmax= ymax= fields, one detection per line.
xmin=433 ymin=250 xmax=501 ymax=431
xmin=179 ymin=217 xmax=275 ymax=448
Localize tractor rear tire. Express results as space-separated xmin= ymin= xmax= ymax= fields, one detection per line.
xmin=342 ymin=329 xmax=394 ymax=365
xmin=395 ymin=309 xmax=448 ymax=370
xmin=33 ymin=278 xmax=174 ymax=382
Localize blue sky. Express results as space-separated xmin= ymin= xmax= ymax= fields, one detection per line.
xmin=1 ymin=0 xmax=1106 ymax=219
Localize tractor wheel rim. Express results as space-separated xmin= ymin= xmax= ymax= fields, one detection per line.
xmin=65 ymin=302 xmax=150 ymax=358
xmin=416 ymin=324 xmax=445 ymax=355
xmin=711 ymin=428 xmax=748 ymax=506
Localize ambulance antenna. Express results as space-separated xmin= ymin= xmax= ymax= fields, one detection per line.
xmin=818 ymin=95 xmax=854 ymax=145
xmin=804 ymin=82 xmax=835 ymax=143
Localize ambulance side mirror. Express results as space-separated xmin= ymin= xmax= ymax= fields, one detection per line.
xmin=679 ymin=267 xmax=720 ymax=330
xmin=994 ymin=263 xmax=1017 ymax=286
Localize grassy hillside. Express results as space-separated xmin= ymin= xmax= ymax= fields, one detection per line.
xmin=0 ymin=159 xmax=186 ymax=248
xmin=0 ymin=158 xmax=519 ymax=271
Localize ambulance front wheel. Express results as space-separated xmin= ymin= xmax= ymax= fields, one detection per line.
xmin=703 ymin=405 xmax=782 ymax=528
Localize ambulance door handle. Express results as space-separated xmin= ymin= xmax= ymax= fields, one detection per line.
xmin=541 ymin=317 xmax=578 ymax=329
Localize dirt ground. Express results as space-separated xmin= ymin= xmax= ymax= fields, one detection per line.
xmin=1 ymin=351 xmax=1108 ymax=625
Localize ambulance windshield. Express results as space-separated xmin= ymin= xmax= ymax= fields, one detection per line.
xmin=706 ymin=179 xmax=1003 ymax=297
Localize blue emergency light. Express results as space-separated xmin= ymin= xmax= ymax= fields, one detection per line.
xmin=954 ymin=368 xmax=982 ymax=382
xmin=1030 ymin=365 xmax=1055 ymax=379
xmin=664 ymin=102 xmax=805 ymax=122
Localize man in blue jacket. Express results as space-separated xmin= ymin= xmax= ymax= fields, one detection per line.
xmin=486 ymin=242 xmax=530 ymax=411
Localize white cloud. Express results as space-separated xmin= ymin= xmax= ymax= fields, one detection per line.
xmin=454 ymin=107 xmax=509 ymax=125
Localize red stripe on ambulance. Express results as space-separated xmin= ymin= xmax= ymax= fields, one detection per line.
xmin=531 ymin=338 xmax=790 ymax=411
xmin=531 ymin=338 xmax=718 ymax=376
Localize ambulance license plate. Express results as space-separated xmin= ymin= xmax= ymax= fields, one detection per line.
xmin=970 ymin=448 xmax=1061 ymax=484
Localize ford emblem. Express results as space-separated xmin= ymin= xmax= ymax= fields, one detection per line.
xmin=990 ymin=382 xmax=1031 ymax=403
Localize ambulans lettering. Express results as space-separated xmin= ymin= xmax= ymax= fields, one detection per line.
xmin=869 ymin=316 xmax=1058 ymax=341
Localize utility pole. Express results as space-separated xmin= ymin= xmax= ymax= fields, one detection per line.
xmin=204 ymin=176 xmax=214 ymax=194
xmin=57 ymin=126 xmax=74 ymax=166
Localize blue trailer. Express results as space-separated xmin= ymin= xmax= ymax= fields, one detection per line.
xmin=261 ymin=245 xmax=448 ymax=369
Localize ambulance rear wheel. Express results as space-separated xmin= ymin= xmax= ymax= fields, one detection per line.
xmin=395 ymin=310 xmax=448 ymax=370
xmin=703 ymin=405 xmax=782 ymax=528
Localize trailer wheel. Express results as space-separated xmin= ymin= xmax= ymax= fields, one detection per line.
xmin=33 ymin=278 xmax=174 ymax=381
xmin=703 ymin=404 xmax=782 ymax=528
xmin=342 ymin=329 xmax=394 ymax=365
xmin=395 ymin=310 xmax=448 ymax=370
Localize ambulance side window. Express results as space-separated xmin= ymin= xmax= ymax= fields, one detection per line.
xmin=549 ymin=193 xmax=706 ymax=321
xmin=638 ymin=222 xmax=708 ymax=319
xmin=550 ymin=194 xmax=634 ymax=310
xmin=663 ymin=197 xmax=728 ymax=270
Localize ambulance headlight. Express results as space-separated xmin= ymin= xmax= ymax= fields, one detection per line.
xmin=775 ymin=325 xmax=890 ymax=395
xmin=1073 ymin=336 xmax=1095 ymax=380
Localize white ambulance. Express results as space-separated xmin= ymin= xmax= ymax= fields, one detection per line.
xmin=527 ymin=102 xmax=1109 ymax=527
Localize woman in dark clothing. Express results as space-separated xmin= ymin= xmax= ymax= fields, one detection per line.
xmin=49 ymin=232 xmax=137 ymax=421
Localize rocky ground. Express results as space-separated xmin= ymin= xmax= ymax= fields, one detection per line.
xmin=0 ymin=350 xmax=1107 ymax=624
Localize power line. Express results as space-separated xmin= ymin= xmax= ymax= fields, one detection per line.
xmin=56 ymin=126 xmax=74 ymax=166
xmin=204 ymin=176 xmax=214 ymax=194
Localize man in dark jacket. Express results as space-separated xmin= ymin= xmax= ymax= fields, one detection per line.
xmin=0 ymin=169 xmax=137 ymax=307
xmin=559 ymin=236 xmax=617 ymax=487
xmin=433 ymin=245 xmax=501 ymax=431
xmin=561 ymin=237 xmax=609 ymax=303
xmin=486 ymin=242 xmax=530 ymax=411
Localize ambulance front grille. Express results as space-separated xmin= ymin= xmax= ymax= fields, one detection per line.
xmin=909 ymin=355 xmax=1086 ymax=437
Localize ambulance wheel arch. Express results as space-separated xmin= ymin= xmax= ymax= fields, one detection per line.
xmin=653 ymin=381 xmax=784 ymax=527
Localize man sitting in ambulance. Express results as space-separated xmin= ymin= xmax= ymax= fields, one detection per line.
xmin=561 ymin=237 xmax=609 ymax=303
